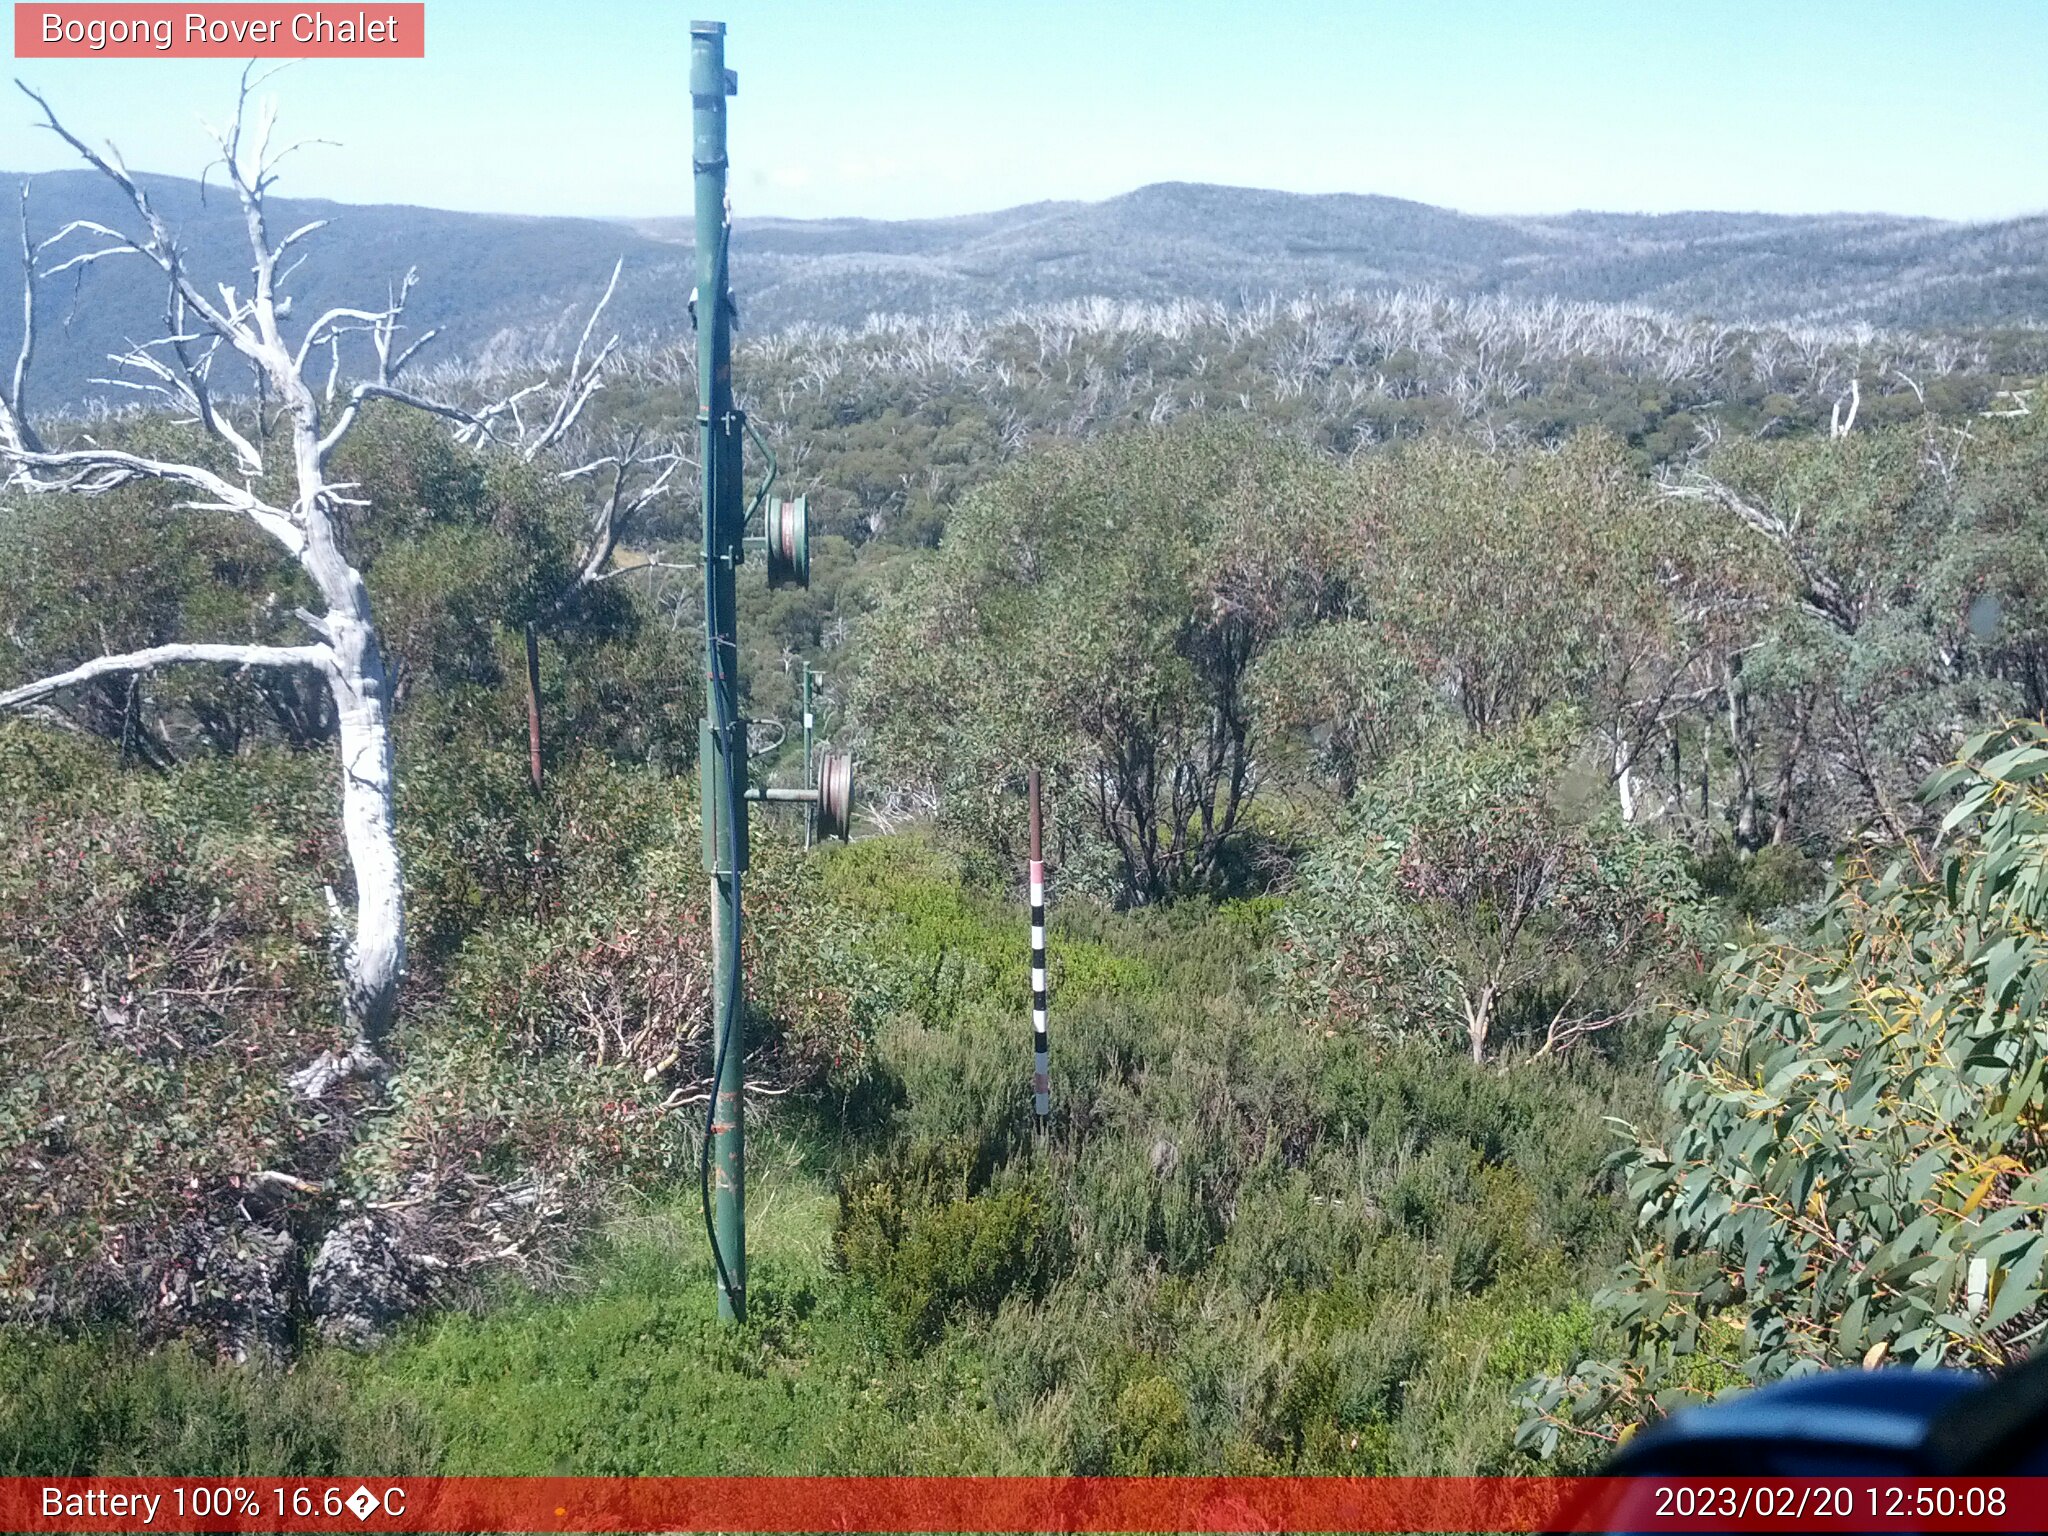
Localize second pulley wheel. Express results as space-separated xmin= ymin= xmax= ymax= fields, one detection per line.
xmin=766 ymin=495 xmax=809 ymax=589
xmin=815 ymin=751 xmax=853 ymax=841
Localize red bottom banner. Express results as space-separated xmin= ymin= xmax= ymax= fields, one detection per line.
xmin=5 ymin=1475 xmax=2048 ymax=1533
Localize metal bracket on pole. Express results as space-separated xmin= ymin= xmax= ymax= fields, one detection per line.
xmin=745 ymin=751 xmax=854 ymax=841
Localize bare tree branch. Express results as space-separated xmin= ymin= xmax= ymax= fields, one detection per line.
xmin=0 ymin=641 xmax=333 ymax=711
xmin=17 ymin=81 xmax=260 ymax=365
xmin=8 ymin=181 xmax=42 ymax=454
xmin=552 ymin=428 xmax=687 ymax=607
xmin=1660 ymin=467 xmax=1857 ymax=631
xmin=0 ymin=439 xmax=305 ymax=548
xmin=520 ymin=258 xmax=622 ymax=460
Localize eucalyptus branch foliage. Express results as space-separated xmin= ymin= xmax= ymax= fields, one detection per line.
xmin=1521 ymin=722 xmax=2048 ymax=1458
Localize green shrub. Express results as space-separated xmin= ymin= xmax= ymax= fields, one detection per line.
xmin=0 ymin=740 xmax=344 ymax=1348
xmin=1276 ymin=722 xmax=1710 ymax=1064
xmin=1689 ymin=837 xmax=1822 ymax=921
xmin=0 ymin=1332 xmax=440 ymax=1476
xmin=1108 ymin=1373 xmax=1194 ymax=1473
xmin=834 ymin=1139 xmax=1061 ymax=1351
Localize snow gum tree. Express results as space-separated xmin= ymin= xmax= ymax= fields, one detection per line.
xmin=0 ymin=76 xmax=628 ymax=1084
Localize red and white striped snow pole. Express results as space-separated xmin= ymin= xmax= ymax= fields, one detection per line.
xmin=1028 ymin=769 xmax=1050 ymax=1124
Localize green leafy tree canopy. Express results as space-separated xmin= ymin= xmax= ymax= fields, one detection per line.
xmin=1524 ymin=723 xmax=2048 ymax=1458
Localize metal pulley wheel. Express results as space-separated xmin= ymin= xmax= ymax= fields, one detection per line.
xmin=815 ymin=751 xmax=853 ymax=841
xmin=766 ymin=495 xmax=810 ymax=589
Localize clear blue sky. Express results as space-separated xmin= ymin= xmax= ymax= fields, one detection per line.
xmin=1 ymin=0 xmax=2042 ymax=223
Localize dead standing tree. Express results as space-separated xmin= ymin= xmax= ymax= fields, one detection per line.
xmin=0 ymin=75 xmax=631 ymax=1088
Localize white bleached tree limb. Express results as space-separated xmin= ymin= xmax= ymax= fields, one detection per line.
xmin=553 ymin=426 xmax=688 ymax=606
xmin=522 ymin=258 xmax=623 ymax=460
xmin=0 ymin=641 xmax=333 ymax=711
xmin=1830 ymin=376 xmax=1861 ymax=439
xmin=1659 ymin=467 xmax=1858 ymax=633
xmin=2 ymin=70 xmax=642 ymax=1058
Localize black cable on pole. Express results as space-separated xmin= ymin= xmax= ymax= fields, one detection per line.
xmin=698 ymin=222 xmax=743 ymax=1317
xmin=698 ymin=697 xmax=742 ymax=1312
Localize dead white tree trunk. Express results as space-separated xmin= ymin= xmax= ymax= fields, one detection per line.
xmin=1613 ymin=733 xmax=1639 ymax=823
xmin=0 ymin=73 xmax=623 ymax=1072
xmin=1830 ymin=377 xmax=1861 ymax=439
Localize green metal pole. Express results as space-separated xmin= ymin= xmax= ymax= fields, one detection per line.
xmin=692 ymin=17 xmax=746 ymax=1323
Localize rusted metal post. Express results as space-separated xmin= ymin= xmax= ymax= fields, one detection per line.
xmin=1029 ymin=770 xmax=1049 ymax=1125
xmin=523 ymin=621 xmax=543 ymax=792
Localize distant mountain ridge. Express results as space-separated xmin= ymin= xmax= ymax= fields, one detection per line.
xmin=5 ymin=173 xmax=2044 ymax=405
xmin=703 ymin=183 xmax=2048 ymax=337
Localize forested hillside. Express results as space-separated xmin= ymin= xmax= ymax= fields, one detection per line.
xmin=6 ymin=117 xmax=2048 ymax=1481
xmin=5 ymin=169 xmax=2048 ymax=403
xmin=671 ymin=185 xmax=2048 ymax=337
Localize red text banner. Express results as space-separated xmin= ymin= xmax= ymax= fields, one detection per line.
xmin=4 ymin=1476 xmax=2048 ymax=1532
xmin=15 ymin=5 xmax=425 ymax=58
